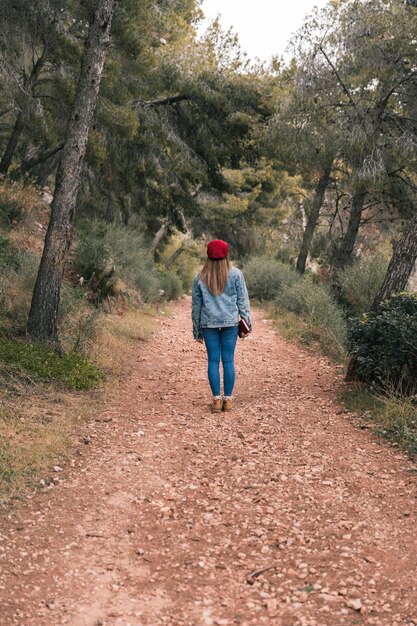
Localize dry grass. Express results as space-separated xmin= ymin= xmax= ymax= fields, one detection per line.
xmin=91 ymin=308 xmax=158 ymax=373
xmin=340 ymin=385 xmax=417 ymax=456
xmin=265 ymin=303 xmax=347 ymax=362
xmin=0 ymin=382 xmax=95 ymax=504
xmin=0 ymin=177 xmax=49 ymax=255
xmin=0 ymin=179 xmax=164 ymax=504
xmin=269 ymin=306 xmax=312 ymax=343
xmin=0 ymin=306 xmax=159 ymax=507
xmin=375 ymin=396 xmax=417 ymax=452
xmin=0 ymin=252 xmax=39 ymax=330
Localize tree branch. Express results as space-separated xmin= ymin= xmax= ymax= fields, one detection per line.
xmin=378 ymin=70 xmax=417 ymax=110
xmin=318 ymin=46 xmax=358 ymax=112
xmin=134 ymin=94 xmax=190 ymax=109
xmin=13 ymin=141 xmax=64 ymax=177
xmin=391 ymin=171 xmax=417 ymax=192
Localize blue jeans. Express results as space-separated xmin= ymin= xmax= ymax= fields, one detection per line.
xmin=201 ymin=326 xmax=238 ymax=397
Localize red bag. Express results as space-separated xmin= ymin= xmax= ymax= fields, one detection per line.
xmin=238 ymin=317 xmax=251 ymax=338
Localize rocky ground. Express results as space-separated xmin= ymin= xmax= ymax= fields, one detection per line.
xmin=1 ymin=298 xmax=417 ymax=626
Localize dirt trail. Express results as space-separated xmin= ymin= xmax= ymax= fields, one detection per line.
xmin=1 ymin=298 xmax=417 ymax=626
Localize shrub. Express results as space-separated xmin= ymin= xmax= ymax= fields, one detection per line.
xmin=59 ymin=284 xmax=103 ymax=353
xmin=277 ymin=278 xmax=347 ymax=359
xmin=243 ymin=256 xmax=347 ymax=359
xmin=73 ymin=220 xmax=109 ymax=285
xmin=74 ymin=220 xmax=163 ymax=303
xmin=0 ymin=247 xmax=39 ymax=330
xmin=0 ymin=179 xmax=46 ymax=229
xmin=160 ymin=236 xmax=201 ymax=292
xmin=340 ymin=386 xmax=417 ymax=454
xmin=159 ymin=271 xmax=183 ymax=300
xmin=347 ymin=293 xmax=417 ymax=395
xmin=372 ymin=395 xmax=417 ymax=452
xmin=0 ymin=337 xmax=103 ymax=390
xmin=338 ymin=256 xmax=388 ymax=315
xmin=243 ymin=256 xmax=299 ymax=301
xmin=131 ymin=266 xmax=161 ymax=303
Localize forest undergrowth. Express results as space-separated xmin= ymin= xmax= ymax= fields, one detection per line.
xmin=0 ymin=180 xmax=171 ymax=505
xmin=244 ymin=256 xmax=417 ymax=459
xmin=0 ymin=304 xmax=160 ymax=505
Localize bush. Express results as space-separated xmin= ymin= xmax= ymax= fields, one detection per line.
xmin=160 ymin=236 xmax=201 ymax=292
xmin=340 ymin=386 xmax=417 ymax=454
xmin=74 ymin=220 xmax=163 ymax=303
xmin=0 ymin=179 xmax=42 ymax=226
xmin=338 ymin=256 xmax=388 ymax=315
xmin=159 ymin=271 xmax=183 ymax=300
xmin=347 ymin=293 xmax=417 ymax=395
xmin=59 ymin=284 xmax=103 ymax=353
xmin=243 ymin=256 xmax=299 ymax=301
xmin=0 ymin=337 xmax=103 ymax=390
xmin=277 ymin=278 xmax=347 ymax=359
xmin=243 ymin=255 xmax=347 ymax=359
xmin=0 ymin=247 xmax=39 ymax=330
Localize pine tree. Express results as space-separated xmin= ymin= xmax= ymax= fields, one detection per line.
xmin=27 ymin=0 xmax=116 ymax=347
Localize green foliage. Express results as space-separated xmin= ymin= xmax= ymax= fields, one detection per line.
xmin=369 ymin=395 xmax=417 ymax=454
xmin=0 ymin=199 xmax=22 ymax=225
xmin=0 ymin=338 xmax=102 ymax=390
xmin=159 ymin=271 xmax=184 ymax=301
xmin=0 ymin=247 xmax=39 ymax=330
xmin=58 ymin=284 xmax=103 ymax=353
xmin=244 ymin=255 xmax=346 ymax=359
xmin=277 ymin=277 xmax=347 ymax=360
xmin=0 ymin=234 xmax=15 ymax=267
xmin=74 ymin=220 xmax=160 ymax=302
xmin=347 ymin=293 xmax=417 ymax=394
xmin=338 ymin=256 xmax=388 ymax=315
xmin=341 ymin=387 xmax=417 ymax=456
xmin=194 ymin=160 xmax=286 ymax=258
xmin=73 ymin=221 xmax=105 ymax=279
xmin=266 ymin=0 xmax=417 ymax=276
xmin=0 ymin=180 xmax=45 ymax=227
xmin=74 ymin=220 xmax=184 ymax=303
xmin=243 ymin=256 xmax=299 ymax=301
xmin=86 ymin=128 xmax=108 ymax=168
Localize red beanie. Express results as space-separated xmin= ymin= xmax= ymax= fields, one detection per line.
xmin=207 ymin=239 xmax=229 ymax=260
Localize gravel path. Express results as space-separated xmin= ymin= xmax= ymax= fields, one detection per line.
xmin=1 ymin=298 xmax=417 ymax=626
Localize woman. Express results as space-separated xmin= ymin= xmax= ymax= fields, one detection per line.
xmin=191 ymin=239 xmax=252 ymax=413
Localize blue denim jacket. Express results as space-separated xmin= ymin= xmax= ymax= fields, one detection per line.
xmin=191 ymin=266 xmax=252 ymax=340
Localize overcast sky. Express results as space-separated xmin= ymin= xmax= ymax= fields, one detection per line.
xmin=198 ymin=0 xmax=330 ymax=61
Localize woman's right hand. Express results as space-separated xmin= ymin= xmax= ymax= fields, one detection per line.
xmin=196 ymin=338 xmax=204 ymax=344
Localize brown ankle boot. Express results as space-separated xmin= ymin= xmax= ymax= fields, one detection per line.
xmin=222 ymin=398 xmax=233 ymax=412
xmin=211 ymin=398 xmax=222 ymax=413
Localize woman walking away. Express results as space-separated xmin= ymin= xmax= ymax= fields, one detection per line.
xmin=192 ymin=239 xmax=252 ymax=413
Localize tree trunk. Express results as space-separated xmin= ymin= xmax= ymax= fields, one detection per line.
xmin=372 ymin=212 xmax=417 ymax=306
xmin=27 ymin=0 xmax=116 ymax=347
xmin=346 ymin=211 xmax=417 ymax=382
xmin=0 ymin=111 xmax=24 ymax=174
xmin=333 ymin=186 xmax=367 ymax=272
xmin=296 ymin=159 xmax=333 ymax=274
xmin=164 ymin=233 xmax=192 ymax=269
xmin=0 ymin=47 xmax=48 ymax=174
xmin=151 ymin=222 xmax=169 ymax=253
xmin=164 ymin=245 xmax=186 ymax=269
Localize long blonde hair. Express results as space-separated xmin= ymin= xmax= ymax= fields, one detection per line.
xmin=200 ymin=257 xmax=230 ymax=295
